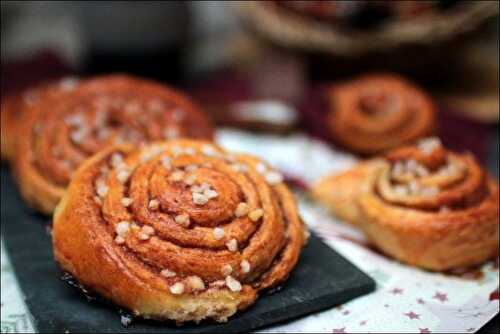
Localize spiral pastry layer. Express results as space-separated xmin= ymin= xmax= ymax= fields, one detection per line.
xmin=327 ymin=73 xmax=436 ymax=155
xmin=14 ymin=75 xmax=213 ymax=214
xmin=53 ymin=140 xmax=306 ymax=323
xmin=313 ymin=138 xmax=498 ymax=270
xmin=1 ymin=94 xmax=24 ymax=161
xmin=1 ymin=78 xmax=80 ymax=161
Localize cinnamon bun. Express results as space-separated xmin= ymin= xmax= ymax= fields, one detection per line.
xmin=313 ymin=138 xmax=499 ymax=270
xmin=14 ymin=75 xmax=213 ymax=214
xmin=327 ymin=73 xmax=436 ymax=155
xmin=53 ymin=140 xmax=306 ymax=323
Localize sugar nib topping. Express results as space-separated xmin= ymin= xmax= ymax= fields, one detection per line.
xmin=225 ymin=276 xmax=242 ymax=292
xmin=170 ymin=282 xmax=185 ymax=295
xmin=186 ymin=276 xmax=205 ymax=291
xmin=148 ymin=199 xmax=160 ymax=210
xmin=235 ymin=202 xmax=249 ymax=217
xmin=191 ymin=183 xmax=218 ymax=205
xmin=249 ymin=209 xmax=264 ymax=222
xmin=418 ymin=137 xmax=442 ymax=155
xmin=213 ymin=227 xmax=225 ymax=240
xmin=161 ymin=269 xmax=177 ymax=278
xmin=226 ymin=238 xmax=238 ymax=252
xmin=174 ymin=214 xmax=190 ymax=227
xmin=221 ymin=264 xmax=233 ymax=276
xmin=138 ymin=225 xmax=155 ymax=240
xmin=121 ymin=197 xmax=133 ymax=207
xmin=240 ymin=260 xmax=251 ymax=273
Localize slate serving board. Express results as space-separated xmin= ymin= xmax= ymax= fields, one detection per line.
xmin=0 ymin=167 xmax=375 ymax=333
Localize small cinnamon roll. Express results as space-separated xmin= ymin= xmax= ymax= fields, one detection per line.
xmin=327 ymin=73 xmax=436 ymax=155
xmin=53 ymin=140 xmax=306 ymax=323
xmin=14 ymin=75 xmax=213 ymax=214
xmin=312 ymin=138 xmax=499 ymax=270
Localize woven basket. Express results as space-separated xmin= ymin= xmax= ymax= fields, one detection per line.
xmin=236 ymin=1 xmax=498 ymax=55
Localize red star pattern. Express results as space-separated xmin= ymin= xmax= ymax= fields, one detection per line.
xmin=432 ymin=291 xmax=448 ymax=303
xmin=332 ymin=327 xmax=346 ymax=333
xmin=417 ymin=298 xmax=425 ymax=304
xmin=390 ymin=287 xmax=404 ymax=295
xmin=404 ymin=311 xmax=420 ymax=320
xmin=490 ymin=288 xmax=499 ymax=301
xmin=419 ymin=328 xmax=431 ymax=333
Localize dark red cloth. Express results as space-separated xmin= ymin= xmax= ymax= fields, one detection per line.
xmin=1 ymin=50 xmax=73 ymax=97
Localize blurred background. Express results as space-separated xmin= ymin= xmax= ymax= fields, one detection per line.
xmin=1 ymin=0 xmax=499 ymax=174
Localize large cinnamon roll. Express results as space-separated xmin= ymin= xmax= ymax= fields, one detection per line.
xmin=53 ymin=140 xmax=306 ymax=323
xmin=327 ymin=74 xmax=436 ymax=155
xmin=312 ymin=138 xmax=499 ymax=270
xmin=1 ymin=78 xmax=79 ymax=161
xmin=14 ymin=75 xmax=213 ymax=214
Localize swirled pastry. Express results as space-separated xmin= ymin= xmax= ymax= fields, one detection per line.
xmin=312 ymin=138 xmax=499 ymax=270
xmin=14 ymin=75 xmax=213 ymax=214
xmin=53 ymin=140 xmax=306 ymax=323
xmin=1 ymin=94 xmax=25 ymax=161
xmin=327 ymin=74 xmax=436 ymax=155
xmin=1 ymin=78 xmax=79 ymax=161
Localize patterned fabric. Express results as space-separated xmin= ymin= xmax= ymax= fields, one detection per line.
xmin=221 ymin=130 xmax=499 ymax=333
xmin=1 ymin=241 xmax=35 ymax=333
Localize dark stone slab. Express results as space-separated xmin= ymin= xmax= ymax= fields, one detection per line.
xmin=1 ymin=167 xmax=375 ymax=333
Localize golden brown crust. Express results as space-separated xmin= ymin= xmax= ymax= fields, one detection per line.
xmin=53 ymin=140 xmax=305 ymax=323
xmin=1 ymin=78 xmax=81 ymax=161
xmin=312 ymin=138 xmax=499 ymax=271
xmin=311 ymin=160 xmax=385 ymax=225
xmin=14 ymin=75 xmax=214 ymax=214
xmin=327 ymin=73 xmax=436 ymax=155
xmin=1 ymin=94 xmax=22 ymax=161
